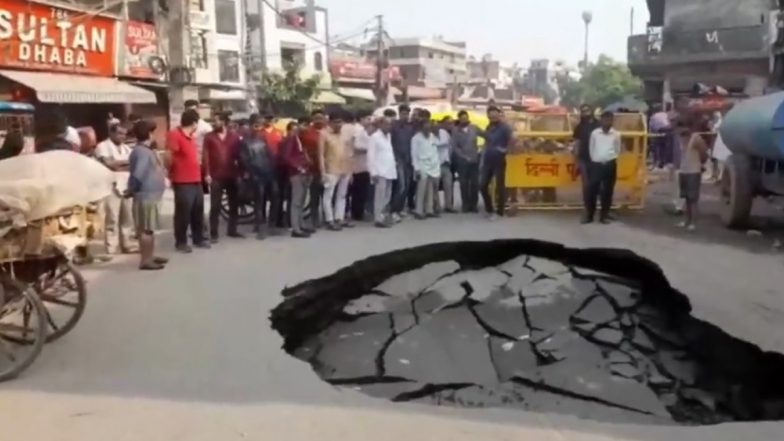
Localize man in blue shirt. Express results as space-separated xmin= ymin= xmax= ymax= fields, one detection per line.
xmin=479 ymin=106 xmax=513 ymax=219
xmin=390 ymin=104 xmax=416 ymax=221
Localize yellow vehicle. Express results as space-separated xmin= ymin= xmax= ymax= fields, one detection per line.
xmin=502 ymin=112 xmax=649 ymax=211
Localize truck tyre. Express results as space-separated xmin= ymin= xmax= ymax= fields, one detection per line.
xmin=720 ymin=154 xmax=754 ymax=229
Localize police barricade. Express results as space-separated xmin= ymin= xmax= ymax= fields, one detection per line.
xmin=501 ymin=112 xmax=649 ymax=211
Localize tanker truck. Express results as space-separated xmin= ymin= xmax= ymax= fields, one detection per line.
xmin=719 ymin=92 xmax=784 ymax=228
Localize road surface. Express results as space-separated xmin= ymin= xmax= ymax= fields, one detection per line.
xmin=1 ymin=185 xmax=784 ymax=440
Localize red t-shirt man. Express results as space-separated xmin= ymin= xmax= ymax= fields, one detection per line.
xmin=167 ymin=126 xmax=201 ymax=184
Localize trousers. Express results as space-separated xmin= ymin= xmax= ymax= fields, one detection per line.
xmin=322 ymin=173 xmax=351 ymax=223
xmin=479 ymin=154 xmax=507 ymax=216
xmin=456 ymin=160 xmax=479 ymax=212
xmin=435 ymin=163 xmax=454 ymax=212
xmin=584 ymin=160 xmax=617 ymax=219
xmin=349 ymin=172 xmax=371 ymax=221
xmin=104 ymin=188 xmax=136 ymax=253
xmin=415 ymin=172 xmax=437 ymax=216
xmin=173 ymin=183 xmax=205 ymax=247
xmin=373 ymin=177 xmax=394 ymax=223
xmin=209 ymin=178 xmax=239 ymax=238
xmin=289 ymin=174 xmax=311 ymax=233
xmin=252 ymin=176 xmax=279 ymax=233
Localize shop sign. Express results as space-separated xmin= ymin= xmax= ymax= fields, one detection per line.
xmin=0 ymin=1 xmax=116 ymax=76
xmin=330 ymin=59 xmax=401 ymax=81
xmin=120 ymin=21 xmax=163 ymax=79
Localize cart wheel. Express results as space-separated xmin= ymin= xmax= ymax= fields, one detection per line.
xmin=0 ymin=274 xmax=46 ymax=382
xmin=220 ymin=191 xmax=256 ymax=225
xmin=34 ymin=259 xmax=87 ymax=343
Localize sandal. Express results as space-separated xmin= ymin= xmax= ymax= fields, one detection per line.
xmin=139 ymin=262 xmax=165 ymax=271
xmin=153 ymin=256 xmax=169 ymax=264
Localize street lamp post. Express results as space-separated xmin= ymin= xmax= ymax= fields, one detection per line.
xmin=582 ymin=11 xmax=593 ymax=70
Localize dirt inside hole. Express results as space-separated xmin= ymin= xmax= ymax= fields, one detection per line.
xmin=270 ymin=240 xmax=784 ymax=425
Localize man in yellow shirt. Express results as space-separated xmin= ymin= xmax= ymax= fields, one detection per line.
xmin=318 ymin=112 xmax=352 ymax=230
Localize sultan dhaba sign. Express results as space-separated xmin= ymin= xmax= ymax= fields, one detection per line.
xmin=0 ymin=1 xmax=116 ymax=76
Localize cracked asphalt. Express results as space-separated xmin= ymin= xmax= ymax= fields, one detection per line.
xmin=1 ymin=184 xmax=784 ymax=440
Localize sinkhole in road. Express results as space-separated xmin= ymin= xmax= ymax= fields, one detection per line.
xmin=271 ymin=240 xmax=784 ymax=425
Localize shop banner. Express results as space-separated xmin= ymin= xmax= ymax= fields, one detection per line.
xmin=0 ymin=1 xmax=116 ymax=76
xmin=120 ymin=21 xmax=163 ymax=79
xmin=330 ymin=59 xmax=401 ymax=82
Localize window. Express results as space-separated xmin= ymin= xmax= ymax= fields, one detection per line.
xmin=188 ymin=0 xmax=204 ymax=11
xmin=218 ymin=50 xmax=240 ymax=82
xmin=189 ymin=31 xmax=208 ymax=69
xmin=215 ymin=0 xmax=237 ymax=35
xmin=281 ymin=46 xmax=305 ymax=66
xmin=428 ymin=51 xmax=434 ymax=59
xmin=314 ymin=52 xmax=323 ymax=71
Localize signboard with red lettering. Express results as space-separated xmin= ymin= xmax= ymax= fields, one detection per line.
xmin=330 ymin=58 xmax=401 ymax=81
xmin=120 ymin=21 xmax=162 ymax=79
xmin=0 ymin=1 xmax=116 ymax=76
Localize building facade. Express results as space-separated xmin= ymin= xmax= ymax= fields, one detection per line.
xmin=365 ymin=36 xmax=467 ymax=99
xmin=628 ymin=0 xmax=781 ymax=103
xmin=244 ymin=0 xmax=333 ymax=95
xmin=0 ymin=0 xmax=159 ymax=141
xmin=188 ymin=0 xmax=249 ymax=115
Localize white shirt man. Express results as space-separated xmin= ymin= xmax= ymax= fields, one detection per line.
xmin=95 ymin=135 xmax=132 ymax=192
xmin=367 ymin=129 xmax=396 ymax=180
xmin=589 ymin=127 xmax=621 ymax=163
xmin=367 ymin=127 xmax=397 ymax=226
xmin=94 ymin=127 xmax=136 ymax=253
xmin=583 ymin=121 xmax=621 ymax=224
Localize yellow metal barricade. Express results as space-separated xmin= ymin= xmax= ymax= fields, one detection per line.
xmin=502 ymin=112 xmax=649 ymax=211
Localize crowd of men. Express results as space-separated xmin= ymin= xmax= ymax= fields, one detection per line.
xmin=0 ymin=97 xmax=715 ymax=271
xmin=163 ymin=102 xmax=516 ymax=257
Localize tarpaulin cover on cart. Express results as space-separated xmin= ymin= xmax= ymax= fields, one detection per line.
xmin=0 ymin=151 xmax=114 ymax=228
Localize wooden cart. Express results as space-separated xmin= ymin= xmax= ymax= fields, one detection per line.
xmin=0 ymin=205 xmax=98 ymax=381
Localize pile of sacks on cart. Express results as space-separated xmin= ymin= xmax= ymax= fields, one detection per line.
xmin=0 ymin=151 xmax=115 ymax=261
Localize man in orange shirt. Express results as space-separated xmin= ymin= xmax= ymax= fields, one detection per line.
xmin=299 ymin=110 xmax=326 ymax=231
xmin=261 ymin=115 xmax=286 ymax=228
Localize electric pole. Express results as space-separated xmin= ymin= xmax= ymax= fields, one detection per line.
xmin=374 ymin=14 xmax=385 ymax=107
xmin=168 ymin=0 xmax=188 ymax=124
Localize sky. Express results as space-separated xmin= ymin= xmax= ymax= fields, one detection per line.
xmin=322 ymin=0 xmax=650 ymax=66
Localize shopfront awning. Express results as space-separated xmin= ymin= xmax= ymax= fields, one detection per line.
xmin=0 ymin=70 xmax=157 ymax=104
xmin=338 ymin=87 xmax=376 ymax=102
xmin=312 ymin=90 xmax=346 ymax=104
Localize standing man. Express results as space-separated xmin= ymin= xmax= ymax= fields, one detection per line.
xmin=452 ymin=110 xmax=481 ymax=212
xmin=126 ymin=120 xmax=168 ymax=271
xmin=479 ymin=106 xmax=513 ymax=220
xmin=261 ymin=114 xmax=286 ymax=228
xmin=677 ymin=122 xmax=709 ymax=231
xmin=95 ymin=124 xmax=138 ymax=255
xmin=240 ymin=114 xmax=279 ymax=240
xmin=390 ymin=104 xmax=415 ymax=222
xmin=167 ymin=109 xmax=210 ymax=252
xmin=411 ymin=112 xmax=441 ymax=219
xmin=435 ymin=116 xmax=455 ymax=213
xmin=348 ymin=111 xmax=373 ymax=222
xmin=573 ymin=104 xmax=599 ymax=206
xmin=583 ymin=111 xmax=621 ymax=224
xmin=318 ymin=112 xmax=352 ymax=231
xmin=367 ymin=117 xmax=397 ymax=228
xmin=203 ymin=113 xmax=243 ymax=243
xmin=282 ymin=118 xmax=312 ymax=238
xmin=183 ymin=100 xmax=213 ymax=160
xmin=301 ymin=110 xmax=326 ymax=230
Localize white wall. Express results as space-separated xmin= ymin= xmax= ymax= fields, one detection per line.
xmin=192 ymin=0 xmax=246 ymax=87
xmin=246 ymin=0 xmax=331 ymax=87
